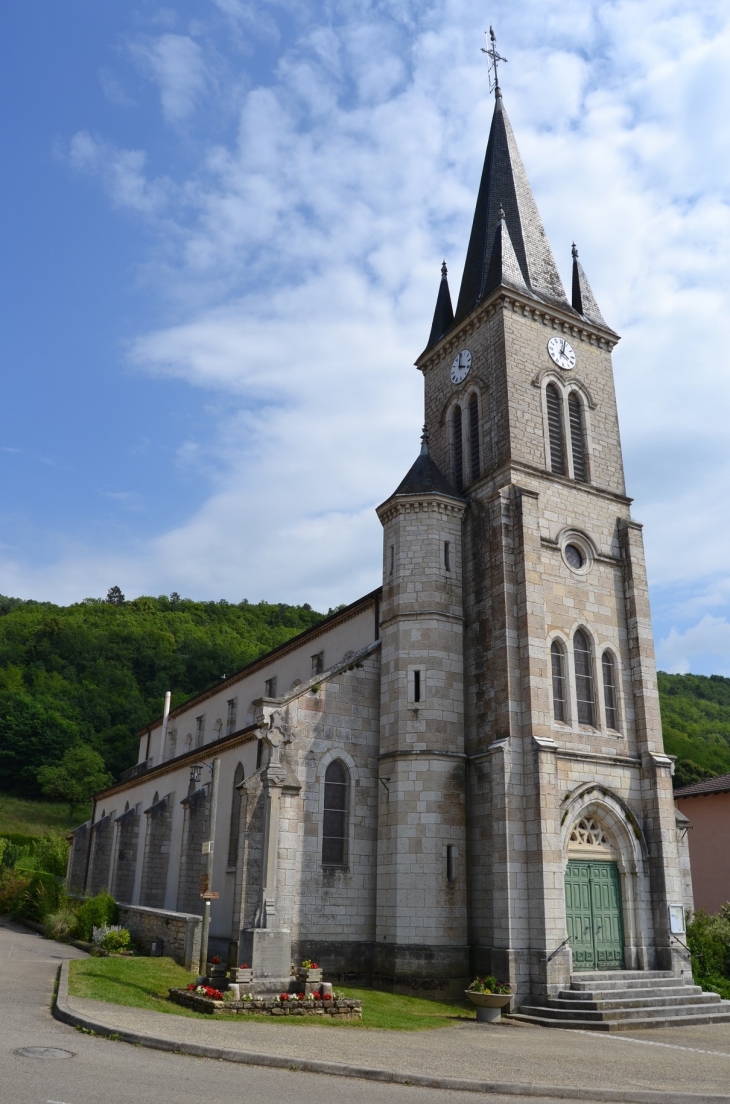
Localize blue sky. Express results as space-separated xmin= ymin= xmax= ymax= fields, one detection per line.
xmin=2 ymin=0 xmax=730 ymax=675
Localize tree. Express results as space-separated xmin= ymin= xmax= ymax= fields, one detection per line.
xmin=37 ymin=745 xmax=112 ymax=822
xmin=105 ymin=586 xmax=125 ymax=605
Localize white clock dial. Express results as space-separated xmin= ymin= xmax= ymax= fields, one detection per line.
xmin=450 ymin=349 xmax=472 ymax=384
xmin=547 ymin=336 xmax=576 ymax=370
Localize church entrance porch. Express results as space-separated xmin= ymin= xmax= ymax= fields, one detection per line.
xmin=565 ymin=859 xmax=624 ymax=971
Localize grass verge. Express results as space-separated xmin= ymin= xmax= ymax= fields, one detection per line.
xmin=68 ymin=957 xmax=474 ymax=1030
xmin=0 ymin=792 xmax=91 ymax=837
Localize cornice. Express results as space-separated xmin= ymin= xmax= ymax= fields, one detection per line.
xmin=376 ymin=494 xmax=467 ymax=525
xmin=416 ymin=288 xmax=620 ymax=374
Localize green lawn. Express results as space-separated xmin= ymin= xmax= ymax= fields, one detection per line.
xmin=68 ymin=957 xmax=474 ymax=1030
xmin=0 ymin=792 xmax=91 ymax=838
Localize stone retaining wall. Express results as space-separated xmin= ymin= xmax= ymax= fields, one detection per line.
xmin=118 ymin=904 xmax=201 ymax=970
xmin=168 ymin=988 xmax=362 ymax=1018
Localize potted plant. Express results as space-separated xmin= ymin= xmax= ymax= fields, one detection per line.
xmin=296 ymin=958 xmax=322 ymax=984
xmin=465 ymin=976 xmax=512 ymax=1022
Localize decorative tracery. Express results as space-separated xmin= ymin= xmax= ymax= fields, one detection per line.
xmin=569 ymin=817 xmax=611 ymax=850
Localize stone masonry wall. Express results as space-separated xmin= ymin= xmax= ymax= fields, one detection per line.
xmin=140 ymin=793 xmax=174 ymax=909
xmin=87 ymin=812 xmax=115 ymax=896
xmin=118 ymin=903 xmax=201 ymax=969
xmin=112 ymin=804 xmax=140 ymax=904
xmin=67 ymin=821 xmax=90 ymax=894
xmin=177 ymin=785 xmax=210 ymax=916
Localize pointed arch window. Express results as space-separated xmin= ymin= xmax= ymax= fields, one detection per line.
xmin=568 ymin=392 xmax=588 ymax=482
xmin=574 ymin=629 xmax=595 ymax=726
xmin=550 ymin=640 xmax=567 ymax=723
xmin=546 ymin=384 xmax=565 ymax=476
xmin=322 ymin=759 xmax=349 ymax=866
xmin=602 ymin=652 xmax=620 ymax=732
xmin=227 ymin=762 xmax=245 ymax=866
xmin=469 ymin=393 xmax=480 ymax=482
xmin=452 ymin=406 xmax=463 ymax=491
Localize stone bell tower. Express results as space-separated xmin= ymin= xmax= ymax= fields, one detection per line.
xmin=405 ymin=80 xmax=689 ymax=1004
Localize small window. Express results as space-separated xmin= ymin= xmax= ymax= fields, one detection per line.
xmin=469 ymin=393 xmax=480 ymax=482
xmin=264 ymin=676 xmax=277 ymax=698
xmin=546 ymin=383 xmax=565 ymax=476
xmin=574 ymin=629 xmax=595 ymax=726
xmin=568 ymin=392 xmax=588 ymax=482
xmin=602 ymin=652 xmax=620 ymax=731
xmin=256 ymin=740 xmax=264 ymax=770
xmin=227 ymin=762 xmax=245 ymax=866
xmin=550 ymin=641 xmax=567 ymax=723
xmin=195 ymin=715 xmax=205 ymax=748
xmin=389 ymin=545 xmax=394 ymax=575
xmin=446 ymin=844 xmax=456 ymax=883
xmin=414 ymin=670 xmax=421 ymax=703
xmin=444 ymin=541 xmax=451 ymax=571
xmin=322 ymin=760 xmax=348 ymax=865
xmin=452 ymin=405 xmax=463 ymax=492
xmin=226 ymin=698 xmax=237 ymax=736
xmin=311 ymin=652 xmax=324 ymax=676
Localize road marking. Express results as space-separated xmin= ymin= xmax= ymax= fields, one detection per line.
xmin=569 ymin=1029 xmax=730 ymax=1058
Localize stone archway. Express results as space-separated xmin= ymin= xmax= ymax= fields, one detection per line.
xmin=565 ymin=816 xmax=624 ymax=970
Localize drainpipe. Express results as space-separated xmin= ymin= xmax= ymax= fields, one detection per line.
xmin=158 ymin=691 xmax=171 ymax=764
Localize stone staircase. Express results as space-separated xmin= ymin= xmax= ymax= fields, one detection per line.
xmin=509 ymin=970 xmax=730 ymax=1031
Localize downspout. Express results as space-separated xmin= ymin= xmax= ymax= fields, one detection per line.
xmin=158 ymin=691 xmax=171 ymax=764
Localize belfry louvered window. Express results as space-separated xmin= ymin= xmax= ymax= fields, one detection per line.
xmin=322 ymin=759 xmax=348 ymax=865
xmin=452 ymin=406 xmax=463 ymax=491
xmin=574 ymin=629 xmax=595 ymax=726
xmin=546 ymin=384 xmax=565 ymax=475
xmin=469 ymin=394 xmax=480 ymax=482
xmin=602 ymin=651 xmax=620 ymax=731
xmin=550 ymin=640 xmax=567 ymax=723
xmin=568 ymin=392 xmax=588 ymax=482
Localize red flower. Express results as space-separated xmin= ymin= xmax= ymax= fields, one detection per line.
xmin=211 ymin=956 xmax=221 ymax=965
xmin=310 ymin=962 xmax=318 ymax=969
xmin=240 ymin=963 xmax=249 ymax=969
xmin=312 ymin=991 xmax=321 ymax=1000
xmin=323 ymin=993 xmax=332 ymax=1000
xmin=280 ymin=993 xmax=289 ymax=1001
xmin=202 ymin=986 xmax=223 ymax=999
xmin=186 ymin=983 xmax=196 ymax=991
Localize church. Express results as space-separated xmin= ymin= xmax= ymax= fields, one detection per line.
xmin=69 ymin=66 xmax=713 ymax=1025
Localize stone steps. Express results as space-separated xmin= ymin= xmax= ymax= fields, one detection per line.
xmin=510 ymin=970 xmax=730 ymax=1031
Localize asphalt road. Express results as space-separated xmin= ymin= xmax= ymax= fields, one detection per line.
xmin=0 ymin=921 xmax=576 ymax=1104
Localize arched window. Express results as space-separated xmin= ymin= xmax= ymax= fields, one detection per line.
xmin=546 ymin=384 xmax=565 ymax=475
xmin=550 ymin=640 xmax=567 ymax=723
xmin=452 ymin=406 xmax=463 ymax=492
xmin=468 ymin=393 xmax=480 ymax=482
xmin=602 ymin=652 xmax=620 ymax=731
xmin=322 ymin=759 xmax=348 ymax=866
xmin=227 ymin=762 xmax=245 ymax=866
xmin=568 ymin=392 xmax=588 ymax=482
xmin=573 ymin=629 xmax=595 ymax=726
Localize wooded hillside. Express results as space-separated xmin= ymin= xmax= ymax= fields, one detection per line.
xmin=658 ymin=672 xmax=730 ymax=787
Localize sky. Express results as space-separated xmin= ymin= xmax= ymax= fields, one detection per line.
xmin=2 ymin=0 xmax=730 ymax=676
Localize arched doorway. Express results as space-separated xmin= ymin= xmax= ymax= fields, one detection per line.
xmin=565 ymin=816 xmax=624 ymax=970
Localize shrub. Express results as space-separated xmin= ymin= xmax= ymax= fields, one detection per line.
xmin=72 ymin=892 xmax=118 ymax=942
xmin=44 ymin=905 xmax=77 ymax=941
xmin=18 ymin=872 xmax=63 ymax=923
xmin=0 ymin=838 xmax=22 ymax=870
xmin=687 ymin=906 xmax=730 ymax=999
xmin=101 ymin=927 xmax=131 ymax=953
xmin=31 ymin=835 xmax=69 ymax=877
xmin=0 ymin=869 xmax=32 ymax=914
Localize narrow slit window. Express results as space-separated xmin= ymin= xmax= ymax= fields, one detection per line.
xmin=546 ymin=383 xmax=565 ymax=476
xmin=574 ymin=629 xmax=595 ymax=726
xmin=568 ymin=392 xmax=588 ymax=482
xmin=264 ymin=676 xmax=277 ymax=697
xmin=389 ymin=545 xmax=394 ymax=575
xmin=311 ymin=652 xmax=324 ymax=676
xmin=550 ymin=641 xmax=567 ymax=723
xmin=602 ymin=652 xmax=620 ymax=731
xmin=444 ymin=541 xmax=450 ymax=571
xmin=195 ymin=715 xmax=205 ymax=748
xmin=414 ymin=669 xmax=421 ymax=703
xmin=469 ymin=393 xmax=480 ymax=482
xmin=452 ymin=405 xmax=463 ymax=492
xmin=446 ymin=844 xmax=456 ymax=883
xmin=256 ymin=740 xmax=264 ymax=770
xmin=322 ymin=760 xmax=348 ymax=865
xmin=226 ymin=698 xmax=237 ymax=737
xmin=227 ymin=762 xmax=245 ymax=866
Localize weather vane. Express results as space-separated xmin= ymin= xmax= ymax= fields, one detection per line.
xmin=481 ymin=25 xmax=507 ymax=95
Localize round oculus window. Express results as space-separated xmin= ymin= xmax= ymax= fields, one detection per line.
xmin=564 ymin=543 xmax=584 ymax=570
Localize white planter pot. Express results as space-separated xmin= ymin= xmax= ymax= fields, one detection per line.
xmin=465 ymin=990 xmax=512 ymax=1023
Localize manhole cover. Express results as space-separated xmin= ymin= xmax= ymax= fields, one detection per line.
xmin=14 ymin=1047 xmax=76 ymax=1060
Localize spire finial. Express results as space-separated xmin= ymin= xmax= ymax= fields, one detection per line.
xmin=571 ymin=242 xmax=578 ymax=259
xmin=441 ymin=260 xmax=448 ymax=278
xmin=481 ymin=25 xmax=507 ymax=96
xmin=498 ymin=203 xmax=506 ymax=221
xmin=420 ymin=424 xmax=429 ymax=455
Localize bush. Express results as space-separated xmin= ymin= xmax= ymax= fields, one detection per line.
xmin=0 ymin=869 xmax=32 ymax=914
xmin=0 ymin=837 xmax=22 ymax=870
xmin=99 ymin=927 xmax=131 ymax=953
xmin=31 ymin=835 xmax=69 ymax=877
xmin=687 ymin=906 xmax=730 ymax=999
xmin=44 ymin=905 xmax=77 ymax=941
xmin=72 ymin=892 xmax=118 ymax=942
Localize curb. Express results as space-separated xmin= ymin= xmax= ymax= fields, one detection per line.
xmin=53 ymin=963 xmax=730 ymax=1104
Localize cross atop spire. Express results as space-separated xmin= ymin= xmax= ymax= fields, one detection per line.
xmin=481 ymin=26 xmax=507 ymax=96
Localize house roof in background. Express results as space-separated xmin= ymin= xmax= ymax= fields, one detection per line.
xmin=674 ymin=772 xmax=730 ymax=798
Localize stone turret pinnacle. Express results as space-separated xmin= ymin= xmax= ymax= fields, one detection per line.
xmin=483 ymin=204 xmax=529 ymax=297
xmin=455 ymin=90 xmax=570 ymax=322
xmin=426 ymin=261 xmax=455 ymax=350
xmin=571 ymin=243 xmax=606 ymax=327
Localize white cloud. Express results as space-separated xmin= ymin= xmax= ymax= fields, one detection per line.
xmin=68 ymin=131 xmax=170 ymax=215
xmin=130 ymin=34 xmax=209 ymax=123
xmin=657 ymin=616 xmax=730 ymax=675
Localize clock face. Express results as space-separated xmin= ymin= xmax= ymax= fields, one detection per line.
xmin=450 ymin=349 xmax=472 ymax=384
xmin=547 ymin=337 xmax=576 ymax=370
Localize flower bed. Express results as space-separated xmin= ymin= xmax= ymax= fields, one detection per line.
xmin=168 ymin=988 xmax=362 ymax=1019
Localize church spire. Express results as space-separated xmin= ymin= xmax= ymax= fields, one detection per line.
xmin=571 ymin=243 xmax=606 ymax=327
xmin=483 ymin=205 xmax=529 ymax=297
xmin=426 ymin=261 xmax=455 ymax=350
xmin=455 ymin=81 xmax=570 ymax=322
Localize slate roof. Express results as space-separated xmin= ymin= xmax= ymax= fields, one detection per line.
xmin=455 ymin=90 xmax=572 ymax=322
xmin=674 ymin=772 xmax=730 ymax=798
xmin=386 ymin=435 xmax=463 ymax=503
xmin=571 ymin=244 xmax=606 ymax=327
xmin=426 ymin=262 xmax=455 ymax=350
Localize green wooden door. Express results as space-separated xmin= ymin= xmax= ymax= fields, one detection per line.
xmin=565 ymin=860 xmax=624 ymax=971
